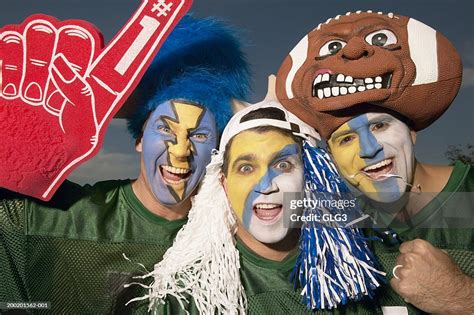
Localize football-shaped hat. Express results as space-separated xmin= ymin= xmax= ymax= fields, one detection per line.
xmin=276 ymin=11 xmax=462 ymax=139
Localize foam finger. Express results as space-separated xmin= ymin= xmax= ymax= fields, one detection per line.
xmin=21 ymin=18 xmax=57 ymax=105
xmin=0 ymin=28 xmax=23 ymax=99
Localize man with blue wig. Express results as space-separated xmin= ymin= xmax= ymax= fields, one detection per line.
xmin=0 ymin=15 xmax=250 ymax=313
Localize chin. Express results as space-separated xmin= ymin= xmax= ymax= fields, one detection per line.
xmin=251 ymin=227 xmax=288 ymax=244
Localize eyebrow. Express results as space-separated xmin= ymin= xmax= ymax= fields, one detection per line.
xmin=231 ymin=154 xmax=256 ymax=168
xmin=367 ymin=115 xmax=394 ymax=124
xmin=270 ymin=145 xmax=299 ymax=163
xmin=330 ymin=129 xmax=353 ymax=140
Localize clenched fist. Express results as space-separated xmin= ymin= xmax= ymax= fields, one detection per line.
xmin=0 ymin=0 xmax=192 ymax=200
xmin=391 ymin=239 xmax=474 ymax=314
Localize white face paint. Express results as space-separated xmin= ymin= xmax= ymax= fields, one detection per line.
xmin=247 ymin=153 xmax=304 ymax=244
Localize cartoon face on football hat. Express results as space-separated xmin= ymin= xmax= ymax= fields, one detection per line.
xmin=276 ymin=11 xmax=462 ymax=139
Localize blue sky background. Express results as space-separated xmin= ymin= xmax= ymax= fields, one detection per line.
xmin=2 ymin=0 xmax=473 ymax=184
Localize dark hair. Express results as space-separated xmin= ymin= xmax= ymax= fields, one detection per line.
xmin=222 ymin=108 xmax=302 ymax=175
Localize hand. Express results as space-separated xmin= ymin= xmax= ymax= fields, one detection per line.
xmin=390 ymin=239 xmax=474 ymax=315
xmin=0 ymin=0 xmax=192 ymax=200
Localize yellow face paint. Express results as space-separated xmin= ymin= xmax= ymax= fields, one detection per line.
xmin=328 ymin=122 xmax=377 ymax=193
xmin=225 ymin=130 xmax=298 ymax=222
xmin=161 ymin=101 xmax=205 ymax=199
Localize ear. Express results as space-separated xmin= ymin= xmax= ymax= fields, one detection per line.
xmin=135 ymin=137 xmax=143 ymax=153
xmin=219 ymin=172 xmax=229 ymax=197
xmin=231 ymin=99 xmax=250 ymax=114
xmin=410 ymin=130 xmax=417 ymax=145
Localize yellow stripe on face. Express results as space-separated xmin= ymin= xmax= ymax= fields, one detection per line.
xmin=328 ymin=122 xmax=377 ymax=193
xmin=225 ymin=130 xmax=296 ymax=222
xmin=163 ymin=101 xmax=204 ymax=199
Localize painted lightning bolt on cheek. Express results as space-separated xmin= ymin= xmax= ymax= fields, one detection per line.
xmin=141 ymin=100 xmax=217 ymax=206
xmin=225 ymin=130 xmax=303 ymax=244
xmin=329 ymin=113 xmax=415 ymax=202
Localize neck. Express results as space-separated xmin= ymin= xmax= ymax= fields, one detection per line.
xmin=236 ymin=225 xmax=299 ymax=262
xmin=395 ymin=160 xmax=453 ymax=220
xmin=132 ymin=175 xmax=191 ymax=221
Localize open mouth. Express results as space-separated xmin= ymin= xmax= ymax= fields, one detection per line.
xmin=361 ymin=158 xmax=393 ymax=180
xmin=160 ymin=165 xmax=191 ymax=185
xmin=253 ymin=203 xmax=283 ymax=224
xmin=312 ymin=72 xmax=392 ymax=99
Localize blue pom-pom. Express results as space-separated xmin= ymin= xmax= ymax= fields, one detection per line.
xmin=292 ymin=141 xmax=386 ymax=310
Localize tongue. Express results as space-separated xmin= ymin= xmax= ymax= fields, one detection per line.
xmin=162 ymin=168 xmax=188 ymax=182
xmin=255 ymin=206 xmax=282 ymax=221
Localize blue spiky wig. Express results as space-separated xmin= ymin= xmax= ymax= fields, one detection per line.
xmin=123 ymin=14 xmax=251 ymax=139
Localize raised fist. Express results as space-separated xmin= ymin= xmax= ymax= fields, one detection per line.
xmin=0 ymin=0 xmax=192 ymax=200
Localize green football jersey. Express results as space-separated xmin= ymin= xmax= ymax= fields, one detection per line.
xmin=237 ymin=240 xmax=384 ymax=314
xmin=0 ymin=180 xmax=188 ymax=314
xmin=366 ymin=161 xmax=474 ymax=314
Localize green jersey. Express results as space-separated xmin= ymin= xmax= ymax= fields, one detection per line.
xmin=367 ymin=161 xmax=474 ymax=314
xmin=237 ymin=240 xmax=384 ymax=314
xmin=0 ymin=180 xmax=187 ymax=314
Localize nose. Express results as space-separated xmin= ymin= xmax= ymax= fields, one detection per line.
xmin=168 ymin=135 xmax=191 ymax=160
xmin=255 ymin=174 xmax=279 ymax=195
xmin=358 ymin=129 xmax=383 ymax=159
xmin=341 ymin=38 xmax=375 ymax=61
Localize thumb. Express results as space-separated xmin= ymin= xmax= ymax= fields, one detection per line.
xmin=50 ymin=54 xmax=91 ymax=106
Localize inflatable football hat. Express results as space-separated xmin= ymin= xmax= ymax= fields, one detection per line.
xmin=120 ymin=14 xmax=251 ymax=137
xmin=132 ymin=76 xmax=384 ymax=313
xmin=276 ymin=10 xmax=462 ymax=139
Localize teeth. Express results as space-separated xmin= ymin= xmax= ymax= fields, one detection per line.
xmin=255 ymin=204 xmax=280 ymax=209
xmin=162 ymin=165 xmax=190 ymax=174
xmin=313 ymin=73 xmax=390 ymax=99
xmin=324 ymin=87 xmax=331 ymax=97
xmin=317 ymin=89 xmax=324 ymax=99
xmin=363 ymin=159 xmax=392 ymax=172
xmin=314 ymin=75 xmax=322 ymax=85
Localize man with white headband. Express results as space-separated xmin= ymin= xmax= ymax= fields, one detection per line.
xmin=276 ymin=10 xmax=473 ymax=314
xmin=135 ymin=77 xmax=385 ymax=314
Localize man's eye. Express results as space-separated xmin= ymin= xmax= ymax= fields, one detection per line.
xmin=275 ymin=161 xmax=293 ymax=172
xmin=339 ymin=135 xmax=355 ymax=146
xmin=157 ymin=126 xmax=173 ymax=135
xmin=191 ymin=133 xmax=208 ymax=142
xmin=372 ymin=122 xmax=388 ymax=131
xmin=319 ymin=39 xmax=347 ymax=56
xmin=238 ymin=164 xmax=254 ymax=174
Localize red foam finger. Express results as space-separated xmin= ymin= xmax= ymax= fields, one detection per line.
xmin=88 ymin=0 xmax=193 ymax=125
xmin=0 ymin=28 xmax=23 ymax=99
xmin=21 ymin=18 xmax=57 ymax=105
xmin=0 ymin=2 xmax=190 ymax=201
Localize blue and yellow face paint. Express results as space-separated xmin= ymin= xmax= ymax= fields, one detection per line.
xmin=328 ymin=113 xmax=415 ymax=202
xmin=224 ymin=130 xmax=303 ymax=243
xmin=140 ymin=100 xmax=217 ymax=206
